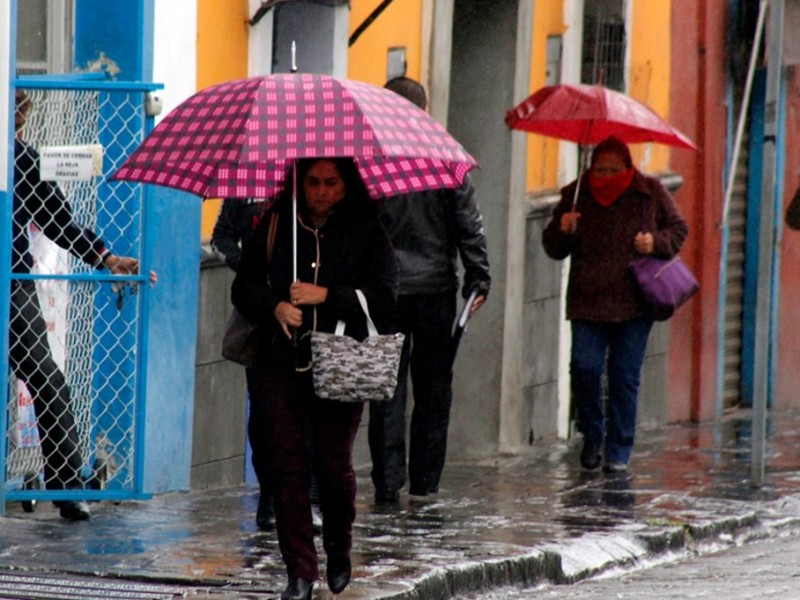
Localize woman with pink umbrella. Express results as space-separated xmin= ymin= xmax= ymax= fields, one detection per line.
xmin=231 ymin=157 xmax=397 ymax=600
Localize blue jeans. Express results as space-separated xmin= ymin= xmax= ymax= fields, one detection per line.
xmin=570 ymin=319 xmax=653 ymax=465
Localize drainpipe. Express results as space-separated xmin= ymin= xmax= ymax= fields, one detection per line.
xmin=690 ymin=0 xmax=707 ymax=422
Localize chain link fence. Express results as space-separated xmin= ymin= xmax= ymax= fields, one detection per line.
xmin=5 ymin=79 xmax=157 ymax=506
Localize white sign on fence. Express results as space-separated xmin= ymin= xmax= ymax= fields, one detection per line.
xmin=40 ymin=144 xmax=103 ymax=181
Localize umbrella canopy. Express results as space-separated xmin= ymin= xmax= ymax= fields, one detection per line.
xmin=505 ymin=83 xmax=696 ymax=150
xmin=112 ymin=73 xmax=478 ymax=199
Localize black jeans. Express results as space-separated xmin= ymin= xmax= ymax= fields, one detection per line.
xmin=245 ymin=367 xmax=275 ymax=500
xmin=9 ymin=280 xmax=84 ymax=489
xmin=259 ymin=362 xmax=363 ymax=580
xmin=368 ymin=292 xmax=456 ymax=496
xmin=247 ymin=366 xmax=320 ymax=504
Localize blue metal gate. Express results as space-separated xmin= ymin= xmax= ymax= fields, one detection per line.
xmin=1 ymin=75 xmax=162 ymax=512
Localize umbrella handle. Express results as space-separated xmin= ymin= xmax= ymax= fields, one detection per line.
xmin=571 ymin=147 xmax=590 ymax=210
xmin=292 ymin=161 xmax=297 ymax=282
xmin=291 ymin=161 xmax=298 ymax=349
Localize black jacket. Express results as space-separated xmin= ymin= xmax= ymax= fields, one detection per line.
xmin=210 ymin=198 xmax=269 ymax=272
xmin=378 ymin=177 xmax=490 ymax=299
xmin=13 ymin=139 xmax=106 ymax=274
xmin=232 ymin=195 xmax=399 ymax=367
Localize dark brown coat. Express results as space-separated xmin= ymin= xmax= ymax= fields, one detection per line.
xmin=542 ymin=170 xmax=689 ymax=322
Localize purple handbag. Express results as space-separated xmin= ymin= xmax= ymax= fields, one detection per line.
xmin=629 ymin=200 xmax=698 ymax=321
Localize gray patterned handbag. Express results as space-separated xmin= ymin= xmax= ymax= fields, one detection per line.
xmin=310 ymin=290 xmax=404 ymax=403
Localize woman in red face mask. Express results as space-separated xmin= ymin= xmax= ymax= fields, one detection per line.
xmin=542 ymin=135 xmax=689 ymax=474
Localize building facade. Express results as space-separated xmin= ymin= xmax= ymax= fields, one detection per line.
xmin=4 ymin=1 xmax=797 ymax=495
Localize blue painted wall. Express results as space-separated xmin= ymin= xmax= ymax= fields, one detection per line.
xmin=74 ymin=0 xmax=153 ymax=81
xmin=74 ymin=1 xmax=200 ymax=493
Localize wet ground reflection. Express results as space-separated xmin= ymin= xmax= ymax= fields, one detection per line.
xmin=0 ymin=411 xmax=798 ymax=598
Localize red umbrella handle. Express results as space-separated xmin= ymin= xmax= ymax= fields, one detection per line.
xmin=571 ymin=148 xmax=590 ymax=210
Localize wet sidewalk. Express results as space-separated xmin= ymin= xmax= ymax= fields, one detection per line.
xmin=3 ymin=410 xmax=800 ymax=599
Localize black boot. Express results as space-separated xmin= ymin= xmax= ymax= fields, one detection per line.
xmin=580 ymin=439 xmax=602 ymax=470
xmin=326 ymin=555 xmax=351 ymax=594
xmin=281 ymin=577 xmax=313 ymax=600
xmin=53 ymin=500 xmax=91 ymax=521
xmin=255 ymin=495 xmax=275 ymax=531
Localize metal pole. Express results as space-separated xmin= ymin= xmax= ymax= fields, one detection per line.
xmin=752 ymin=0 xmax=784 ymax=488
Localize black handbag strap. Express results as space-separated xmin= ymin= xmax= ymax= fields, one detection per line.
xmin=267 ymin=211 xmax=278 ymax=265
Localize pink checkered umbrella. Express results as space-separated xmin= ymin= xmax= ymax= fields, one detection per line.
xmin=112 ymin=73 xmax=478 ymax=200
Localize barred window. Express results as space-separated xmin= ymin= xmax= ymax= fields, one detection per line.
xmin=581 ymin=0 xmax=626 ymax=91
xmin=16 ymin=0 xmax=73 ymax=74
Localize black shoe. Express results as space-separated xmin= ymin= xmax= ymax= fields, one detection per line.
xmin=409 ymin=480 xmax=439 ymax=497
xmin=374 ymin=489 xmax=400 ymax=505
xmin=602 ymin=461 xmax=628 ymax=473
xmin=54 ymin=500 xmax=91 ymax=521
xmin=311 ymin=503 xmax=323 ymax=534
xmin=326 ymin=555 xmax=352 ymax=594
xmin=256 ymin=496 xmax=275 ymax=531
xmin=580 ymin=439 xmax=602 ymax=470
xmin=281 ymin=577 xmax=313 ymax=600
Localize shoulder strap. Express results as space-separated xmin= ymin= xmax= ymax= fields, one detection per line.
xmin=333 ymin=290 xmax=379 ymax=337
xmin=267 ymin=211 xmax=279 ymax=265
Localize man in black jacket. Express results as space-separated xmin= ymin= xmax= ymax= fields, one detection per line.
xmin=212 ymin=198 xmax=276 ymax=529
xmin=368 ymin=77 xmax=491 ymax=503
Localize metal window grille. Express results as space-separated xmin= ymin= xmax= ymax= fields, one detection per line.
xmin=16 ymin=0 xmax=73 ymax=74
xmin=582 ymin=3 xmax=626 ymax=90
xmin=4 ymin=80 xmax=156 ymax=509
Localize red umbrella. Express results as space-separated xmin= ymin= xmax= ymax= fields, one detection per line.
xmin=505 ymin=83 xmax=696 ymax=150
xmin=112 ymin=73 xmax=477 ymax=200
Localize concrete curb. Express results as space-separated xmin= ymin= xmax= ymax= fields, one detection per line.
xmin=374 ymin=508 xmax=800 ymax=599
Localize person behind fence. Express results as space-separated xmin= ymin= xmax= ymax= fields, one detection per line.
xmin=13 ymin=89 xmax=157 ymax=521
xmin=541 ymin=135 xmax=688 ymax=473
xmin=368 ymin=76 xmax=491 ymax=505
xmin=211 ymin=198 xmax=322 ymax=533
xmin=231 ymin=158 xmax=398 ymax=600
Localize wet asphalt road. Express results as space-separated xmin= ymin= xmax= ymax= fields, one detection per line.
xmin=2 ymin=410 xmax=800 ymax=599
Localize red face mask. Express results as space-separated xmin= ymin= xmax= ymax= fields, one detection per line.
xmin=588 ymin=167 xmax=635 ymax=207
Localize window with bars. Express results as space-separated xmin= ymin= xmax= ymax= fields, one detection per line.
xmin=581 ymin=0 xmax=626 ymax=91
xmin=16 ymin=0 xmax=73 ymax=74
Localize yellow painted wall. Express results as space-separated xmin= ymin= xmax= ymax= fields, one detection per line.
xmin=525 ymin=0 xmax=565 ymax=192
xmin=197 ymin=0 xmax=250 ymax=239
xmin=628 ymin=1 xmax=671 ymax=174
xmin=524 ymin=1 xmax=673 ymax=193
xmin=348 ymin=0 xmax=424 ymax=85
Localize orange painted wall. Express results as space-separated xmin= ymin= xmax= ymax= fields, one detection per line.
xmin=348 ymin=0 xmax=424 ymax=85
xmin=776 ymin=69 xmax=800 ymax=410
xmin=669 ymin=2 xmax=728 ymax=422
xmin=197 ymin=0 xmax=250 ymax=239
